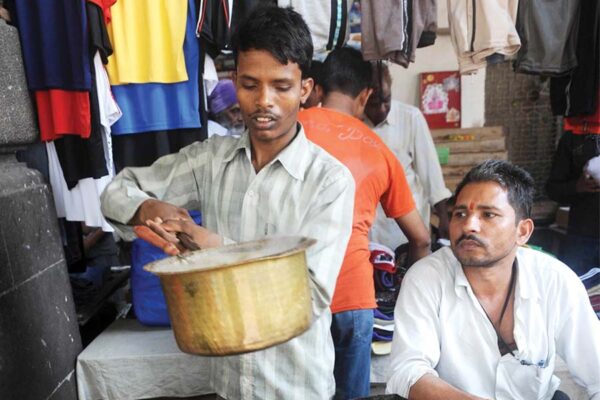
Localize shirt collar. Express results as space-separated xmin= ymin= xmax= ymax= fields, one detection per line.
xmin=451 ymin=246 xmax=540 ymax=301
xmin=452 ymin=251 xmax=470 ymax=297
xmin=514 ymin=247 xmax=540 ymax=300
xmin=221 ymin=130 xmax=250 ymax=163
xmin=220 ymin=123 xmax=309 ymax=181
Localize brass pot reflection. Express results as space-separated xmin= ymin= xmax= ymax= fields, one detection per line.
xmin=144 ymin=236 xmax=316 ymax=356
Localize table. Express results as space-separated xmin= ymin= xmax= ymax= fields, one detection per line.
xmin=76 ymin=319 xmax=212 ymax=400
xmin=77 ymin=319 xmax=588 ymax=400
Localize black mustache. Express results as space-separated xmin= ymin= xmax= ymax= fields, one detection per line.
xmin=457 ymin=234 xmax=486 ymax=246
xmin=250 ymin=112 xmax=278 ymax=120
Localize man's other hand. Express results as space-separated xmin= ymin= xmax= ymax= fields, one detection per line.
xmin=130 ymin=199 xmax=191 ymax=226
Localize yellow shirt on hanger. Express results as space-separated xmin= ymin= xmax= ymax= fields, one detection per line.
xmin=107 ymin=0 xmax=188 ymax=85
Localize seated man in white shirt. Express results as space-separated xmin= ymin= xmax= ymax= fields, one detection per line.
xmin=387 ymin=159 xmax=600 ymax=400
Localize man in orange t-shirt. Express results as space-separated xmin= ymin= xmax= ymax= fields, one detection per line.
xmin=299 ymin=47 xmax=431 ymax=400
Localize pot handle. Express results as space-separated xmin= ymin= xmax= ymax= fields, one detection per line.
xmin=176 ymin=232 xmax=201 ymax=251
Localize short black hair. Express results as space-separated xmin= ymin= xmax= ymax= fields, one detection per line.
xmin=231 ymin=6 xmax=313 ymax=78
xmin=320 ymin=47 xmax=372 ymax=97
xmin=453 ymin=160 xmax=535 ymax=221
xmin=307 ymin=60 xmax=323 ymax=86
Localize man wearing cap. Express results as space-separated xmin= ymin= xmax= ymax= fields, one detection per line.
xmin=207 ymin=79 xmax=245 ymax=137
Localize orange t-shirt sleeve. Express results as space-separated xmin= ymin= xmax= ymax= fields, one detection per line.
xmin=379 ymin=143 xmax=416 ymax=219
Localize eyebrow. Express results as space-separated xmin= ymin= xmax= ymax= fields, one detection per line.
xmin=238 ymin=75 xmax=258 ymax=82
xmin=238 ymin=75 xmax=294 ymax=85
xmin=453 ymin=204 xmax=501 ymax=212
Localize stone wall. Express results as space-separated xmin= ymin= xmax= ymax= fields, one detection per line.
xmin=0 ymin=19 xmax=81 ymax=400
xmin=485 ymin=62 xmax=561 ymax=200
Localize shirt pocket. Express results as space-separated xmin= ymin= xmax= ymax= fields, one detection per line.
xmin=495 ymin=353 xmax=554 ymax=400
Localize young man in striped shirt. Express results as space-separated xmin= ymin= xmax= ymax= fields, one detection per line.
xmin=102 ymin=6 xmax=356 ymax=399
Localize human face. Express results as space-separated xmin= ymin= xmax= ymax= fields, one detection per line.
xmin=235 ymin=49 xmax=313 ymax=144
xmin=223 ymin=104 xmax=244 ymax=131
xmin=449 ymin=181 xmax=532 ymax=268
xmin=364 ymin=77 xmax=391 ymax=126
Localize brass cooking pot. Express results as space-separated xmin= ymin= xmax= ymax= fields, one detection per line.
xmin=144 ymin=236 xmax=316 ymax=356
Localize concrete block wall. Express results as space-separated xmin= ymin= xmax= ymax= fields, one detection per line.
xmin=485 ymin=62 xmax=560 ymax=200
xmin=0 ymin=19 xmax=82 ymax=400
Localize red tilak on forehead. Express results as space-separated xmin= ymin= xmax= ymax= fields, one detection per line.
xmin=468 ymin=201 xmax=475 ymax=211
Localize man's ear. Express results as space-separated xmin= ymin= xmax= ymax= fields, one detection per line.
xmin=359 ymin=87 xmax=374 ymax=108
xmin=300 ymin=77 xmax=315 ymax=104
xmin=516 ymin=218 xmax=534 ymax=246
xmin=354 ymin=87 xmax=374 ymax=118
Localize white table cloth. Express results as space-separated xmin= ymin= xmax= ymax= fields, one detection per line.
xmin=77 ymin=319 xmax=212 ymax=400
xmin=77 ymin=319 xmax=588 ymax=400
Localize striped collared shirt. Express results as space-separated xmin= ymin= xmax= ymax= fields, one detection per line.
xmin=101 ymin=125 xmax=355 ymax=399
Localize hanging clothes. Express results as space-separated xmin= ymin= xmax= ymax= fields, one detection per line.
xmin=513 ymin=0 xmax=580 ymax=76
xmin=416 ymin=0 xmax=437 ymax=48
xmin=278 ymin=0 xmax=352 ymax=58
xmin=362 ymin=0 xmax=437 ymax=67
xmin=54 ymin=2 xmax=117 ymax=188
xmin=32 ymin=1 xmax=113 ymax=142
xmin=110 ymin=0 xmax=201 ymax=135
xmin=93 ymin=54 xmax=122 ymax=176
xmin=47 ymin=54 xmax=121 ymax=232
xmin=360 ymin=0 xmax=409 ymax=65
xmin=112 ymin=128 xmax=203 ymax=173
xmin=4 ymin=0 xmax=91 ymax=91
xmin=196 ymin=0 xmax=276 ymax=58
xmin=196 ymin=0 xmax=231 ymax=58
xmin=87 ymin=1 xmax=113 ymax=64
xmin=203 ymin=53 xmax=220 ymax=96
xmin=550 ymin=0 xmax=599 ymax=117
xmin=5 ymin=0 xmax=94 ymax=141
xmin=106 ymin=0 xmax=188 ymax=84
xmin=52 ymin=62 xmax=109 ymax=202
xmin=447 ymin=0 xmax=520 ymax=75
xmin=564 ymin=91 xmax=600 ymax=134
xmin=87 ymin=0 xmax=117 ymax=25
xmin=35 ymin=90 xmax=91 ymax=141
xmin=47 ymin=142 xmax=114 ymax=232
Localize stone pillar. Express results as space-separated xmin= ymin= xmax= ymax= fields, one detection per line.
xmin=0 ymin=19 xmax=82 ymax=400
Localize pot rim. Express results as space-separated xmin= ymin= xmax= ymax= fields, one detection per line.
xmin=144 ymin=235 xmax=317 ymax=275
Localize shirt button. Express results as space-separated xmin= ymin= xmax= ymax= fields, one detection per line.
xmin=247 ymin=190 xmax=255 ymax=197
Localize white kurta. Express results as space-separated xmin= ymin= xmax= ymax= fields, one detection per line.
xmin=387 ymin=246 xmax=600 ymax=400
